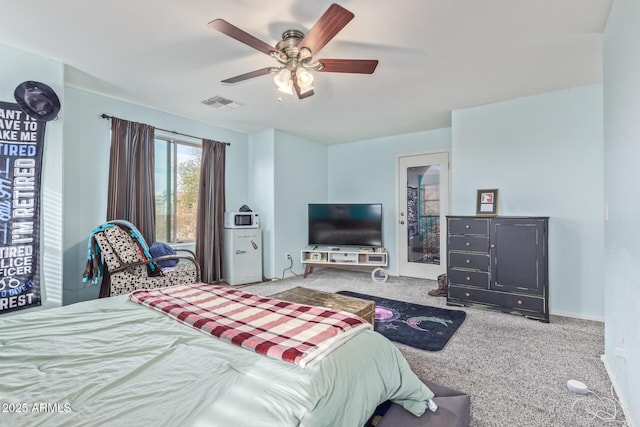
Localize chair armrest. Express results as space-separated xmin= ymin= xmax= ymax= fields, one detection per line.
xmin=174 ymin=248 xmax=197 ymax=258
xmin=110 ymin=255 xmax=201 ymax=282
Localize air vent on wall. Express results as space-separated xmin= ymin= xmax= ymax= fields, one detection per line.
xmin=201 ymin=96 xmax=243 ymax=111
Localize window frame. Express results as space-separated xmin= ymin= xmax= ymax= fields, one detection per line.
xmin=154 ymin=134 xmax=202 ymax=244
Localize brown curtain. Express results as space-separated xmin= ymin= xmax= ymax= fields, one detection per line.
xmin=106 ymin=117 xmax=156 ymax=243
xmin=196 ymin=139 xmax=226 ymax=283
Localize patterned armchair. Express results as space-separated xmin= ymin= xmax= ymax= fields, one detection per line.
xmin=83 ymin=221 xmax=200 ymax=298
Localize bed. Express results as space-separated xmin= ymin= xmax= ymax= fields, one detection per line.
xmin=0 ymin=283 xmax=435 ymax=426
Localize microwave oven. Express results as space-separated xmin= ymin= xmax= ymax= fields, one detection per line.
xmin=224 ymin=211 xmax=260 ymax=229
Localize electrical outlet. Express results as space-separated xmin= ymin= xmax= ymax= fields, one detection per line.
xmin=615 ymin=338 xmax=626 ymax=359
xmin=285 ymin=253 xmax=292 ymax=261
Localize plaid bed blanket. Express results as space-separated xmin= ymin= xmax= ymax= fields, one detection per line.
xmin=129 ymin=283 xmax=372 ymax=367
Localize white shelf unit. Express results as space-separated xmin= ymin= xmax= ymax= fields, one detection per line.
xmin=301 ymin=246 xmax=387 ymax=278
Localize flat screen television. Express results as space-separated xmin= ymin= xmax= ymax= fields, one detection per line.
xmin=308 ymin=203 xmax=383 ymax=247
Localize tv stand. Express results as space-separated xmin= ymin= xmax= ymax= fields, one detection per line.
xmin=301 ymin=246 xmax=388 ymax=278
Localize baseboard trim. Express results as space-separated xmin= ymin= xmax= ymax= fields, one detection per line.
xmin=601 ymin=354 xmax=633 ymax=426
xmin=549 ymin=310 xmax=604 ymax=323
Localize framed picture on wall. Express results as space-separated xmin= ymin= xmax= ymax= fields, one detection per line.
xmin=476 ymin=189 xmax=499 ymax=216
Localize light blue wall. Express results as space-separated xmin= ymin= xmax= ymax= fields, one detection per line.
xmin=248 ymin=130 xmax=276 ymax=279
xmin=327 ymin=129 xmax=452 ymax=274
xmin=451 ymin=84 xmax=604 ymax=319
xmin=0 ymin=44 xmax=64 ymax=310
xmin=603 ymin=0 xmax=639 ymax=422
xmin=274 ymin=130 xmax=328 ymax=277
xmin=247 ymin=130 xmax=328 ymax=278
xmin=63 ymin=87 xmax=250 ymax=304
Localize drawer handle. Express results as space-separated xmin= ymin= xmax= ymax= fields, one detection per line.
xmin=465 ymin=225 xmax=470 ymax=229
xmin=465 ymin=242 xmax=470 ymax=246
xmin=465 ymin=292 xmax=470 ymax=297
xmin=517 ymin=300 xmax=523 ymax=305
xmin=465 ymin=259 xmax=471 ymax=264
xmin=466 ymin=276 xmax=471 ymax=281
xmin=490 ymin=244 xmax=496 ymax=248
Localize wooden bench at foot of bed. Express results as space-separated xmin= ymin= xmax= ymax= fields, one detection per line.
xmin=269 ymin=286 xmax=375 ymax=326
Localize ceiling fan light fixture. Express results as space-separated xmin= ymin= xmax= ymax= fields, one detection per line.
xmin=274 ymin=68 xmax=293 ymax=94
xmin=296 ymin=68 xmax=314 ymax=89
xmin=278 ymin=85 xmax=294 ymax=95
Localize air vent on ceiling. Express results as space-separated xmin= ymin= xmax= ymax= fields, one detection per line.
xmin=201 ymin=96 xmax=243 ymax=111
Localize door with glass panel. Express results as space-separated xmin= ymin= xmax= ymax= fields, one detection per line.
xmin=397 ymin=152 xmax=449 ymax=279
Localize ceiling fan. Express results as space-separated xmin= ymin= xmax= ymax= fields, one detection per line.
xmin=208 ymin=3 xmax=379 ymax=99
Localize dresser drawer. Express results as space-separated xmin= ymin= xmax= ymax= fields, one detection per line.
xmin=448 ymin=269 xmax=489 ymax=288
xmin=448 ymin=235 xmax=489 ymax=252
xmin=448 ymin=217 xmax=489 ymax=235
xmin=449 ymin=252 xmax=489 ymax=271
xmin=449 ymin=285 xmax=545 ymax=313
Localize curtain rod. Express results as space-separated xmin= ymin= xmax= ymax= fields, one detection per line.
xmin=100 ymin=114 xmax=231 ymax=146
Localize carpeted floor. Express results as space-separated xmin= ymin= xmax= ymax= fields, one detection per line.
xmin=243 ymin=269 xmax=628 ymax=427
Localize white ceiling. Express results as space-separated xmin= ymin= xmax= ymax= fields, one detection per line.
xmin=0 ymin=0 xmax=612 ymax=144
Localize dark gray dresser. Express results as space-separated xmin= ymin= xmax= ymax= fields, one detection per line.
xmin=446 ymin=216 xmax=549 ymax=322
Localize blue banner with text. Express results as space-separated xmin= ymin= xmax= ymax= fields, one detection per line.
xmin=0 ymin=101 xmax=44 ymax=314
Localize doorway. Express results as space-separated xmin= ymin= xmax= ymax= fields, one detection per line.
xmin=397 ymin=152 xmax=449 ymax=279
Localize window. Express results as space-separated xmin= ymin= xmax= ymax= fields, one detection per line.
xmin=407 ymin=165 xmax=441 ymax=265
xmin=154 ymin=137 xmax=201 ymax=243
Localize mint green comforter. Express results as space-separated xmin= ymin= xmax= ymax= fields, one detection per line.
xmin=0 ymin=294 xmax=432 ymax=426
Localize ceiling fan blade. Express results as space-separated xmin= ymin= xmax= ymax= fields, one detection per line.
xmin=208 ymin=19 xmax=283 ymax=57
xmin=221 ymin=67 xmax=275 ymax=84
xmin=316 ymin=59 xmax=379 ymax=74
xmin=293 ymin=79 xmax=315 ymax=99
xmin=298 ymin=3 xmax=354 ymax=55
